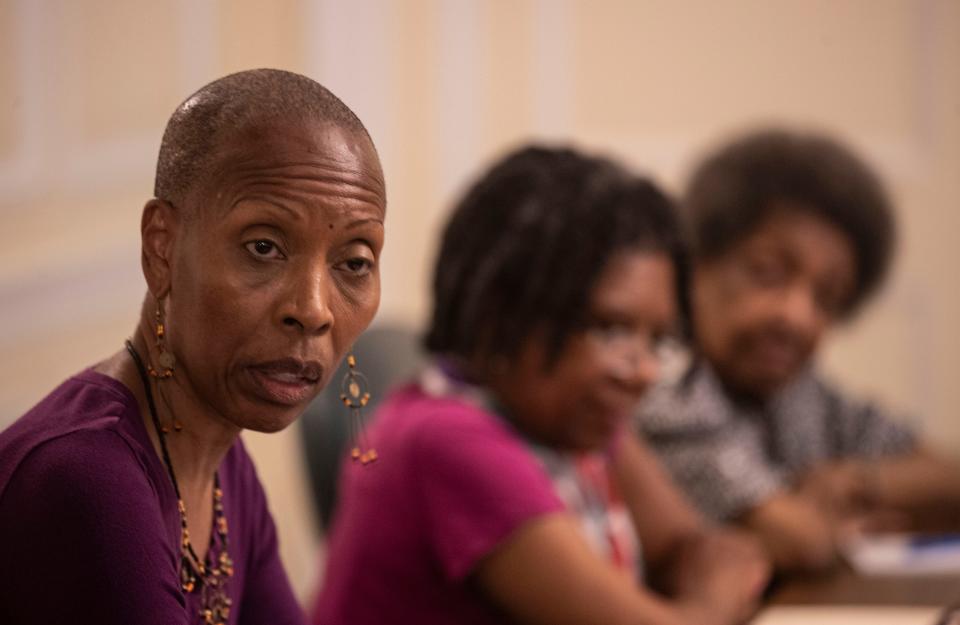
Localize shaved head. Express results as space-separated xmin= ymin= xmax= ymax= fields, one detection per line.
xmin=154 ymin=68 xmax=375 ymax=207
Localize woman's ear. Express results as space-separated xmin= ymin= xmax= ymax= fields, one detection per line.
xmin=141 ymin=198 xmax=179 ymax=299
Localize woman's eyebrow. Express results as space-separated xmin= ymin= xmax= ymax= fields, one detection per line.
xmin=228 ymin=196 xmax=301 ymax=220
xmin=343 ymin=216 xmax=385 ymax=229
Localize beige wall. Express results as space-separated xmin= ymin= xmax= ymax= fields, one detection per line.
xmin=1 ymin=0 xmax=958 ymax=602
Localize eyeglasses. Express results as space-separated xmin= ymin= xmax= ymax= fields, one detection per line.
xmin=583 ymin=323 xmax=683 ymax=374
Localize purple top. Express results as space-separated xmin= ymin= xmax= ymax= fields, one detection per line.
xmin=313 ymin=382 xmax=566 ymax=625
xmin=0 ymin=369 xmax=305 ymax=625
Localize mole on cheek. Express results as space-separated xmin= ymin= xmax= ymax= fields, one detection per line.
xmin=328 ymin=223 xmax=334 ymax=230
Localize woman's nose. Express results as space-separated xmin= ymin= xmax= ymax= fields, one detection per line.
xmin=778 ymin=283 xmax=823 ymax=337
xmin=279 ymin=264 xmax=335 ymax=335
xmin=608 ymin=342 xmax=660 ymax=396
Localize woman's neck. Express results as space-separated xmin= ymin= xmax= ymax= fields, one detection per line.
xmin=95 ymin=317 xmax=241 ymax=493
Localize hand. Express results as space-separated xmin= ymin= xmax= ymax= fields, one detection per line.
xmin=671 ymin=530 xmax=771 ymax=625
xmin=797 ymin=460 xmax=879 ymax=521
xmin=840 ymin=508 xmax=912 ymax=536
xmin=796 ymin=461 xmax=913 ymax=552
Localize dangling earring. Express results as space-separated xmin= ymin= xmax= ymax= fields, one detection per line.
xmin=148 ymin=300 xmax=176 ymax=380
xmin=147 ymin=299 xmax=182 ymax=433
xmin=339 ymin=353 xmax=377 ymax=464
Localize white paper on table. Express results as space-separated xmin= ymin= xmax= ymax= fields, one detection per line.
xmin=751 ymin=605 xmax=942 ymax=625
xmin=842 ymin=533 xmax=960 ymax=576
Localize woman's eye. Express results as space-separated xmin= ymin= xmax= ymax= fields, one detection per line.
xmin=341 ymin=257 xmax=373 ymax=276
xmin=245 ymin=239 xmax=283 ymax=259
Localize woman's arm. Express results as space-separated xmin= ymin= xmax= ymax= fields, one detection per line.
xmin=868 ymin=449 xmax=960 ymax=528
xmin=736 ymin=448 xmax=960 ymax=572
xmin=739 ymin=491 xmax=839 ymax=571
xmin=798 ymin=448 xmax=960 ymax=534
xmin=612 ymin=432 xmax=770 ymax=611
xmin=472 ymin=432 xmax=768 ymax=625
xmin=475 ymin=513 xmax=754 ymax=625
xmin=612 ymin=432 xmax=702 ymax=569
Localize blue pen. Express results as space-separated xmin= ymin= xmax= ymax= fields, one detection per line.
xmin=908 ymin=534 xmax=960 ymax=551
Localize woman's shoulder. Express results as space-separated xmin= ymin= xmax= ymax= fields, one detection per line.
xmin=375 ymin=382 xmax=527 ymax=455
xmin=3 ymin=428 xmax=157 ymax=504
xmin=0 ymin=416 xmax=183 ymax=624
xmin=0 ymin=428 xmax=171 ymax=564
xmin=365 ymin=382 xmax=560 ymax=504
xmin=0 ymin=369 xmax=156 ymax=505
xmin=4 ymin=368 xmax=141 ymax=437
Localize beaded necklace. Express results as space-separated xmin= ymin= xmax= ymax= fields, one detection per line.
xmin=126 ymin=340 xmax=234 ymax=625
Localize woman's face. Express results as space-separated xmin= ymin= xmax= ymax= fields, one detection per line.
xmin=492 ymin=251 xmax=677 ymax=451
xmin=691 ymin=207 xmax=856 ymax=399
xmin=156 ymin=120 xmax=385 ymax=433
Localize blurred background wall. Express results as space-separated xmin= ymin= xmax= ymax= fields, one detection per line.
xmin=1 ymin=0 xmax=958 ymax=603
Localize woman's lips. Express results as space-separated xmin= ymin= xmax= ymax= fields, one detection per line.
xmin=245 ymin=358 xmax=323 ymax=406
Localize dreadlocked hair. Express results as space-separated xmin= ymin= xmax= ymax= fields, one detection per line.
xmin=425 ymin=144 xmax=686 ymax=370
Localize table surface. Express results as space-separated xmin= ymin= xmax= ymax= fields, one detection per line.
xmin=770 ymin=565 xmax=960 ymax=607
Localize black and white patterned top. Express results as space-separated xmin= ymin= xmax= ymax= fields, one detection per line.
xmin=637 ymin=362 xmax=917 ymax=522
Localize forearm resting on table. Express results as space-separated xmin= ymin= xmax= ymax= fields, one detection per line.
xmin=611 ymin=432 xmax=703 ymax=570
xmin=650 ymin=528 xmax=769 ymax=601
xmin=740 ymin=492 xmax=839 ymax=572
xmin=867 ymin=450 xmax=960 ymax=530
xmin=736 ymin=450 xmax=960 ymax=572
xmin=475 ymin=514 xmax=750 ymax=625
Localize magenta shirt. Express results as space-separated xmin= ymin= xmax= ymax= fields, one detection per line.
xmin=313 ymin=383 xmax=566 ymax=625
xmin=0 ymin=369 xmax=305 ymax=625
